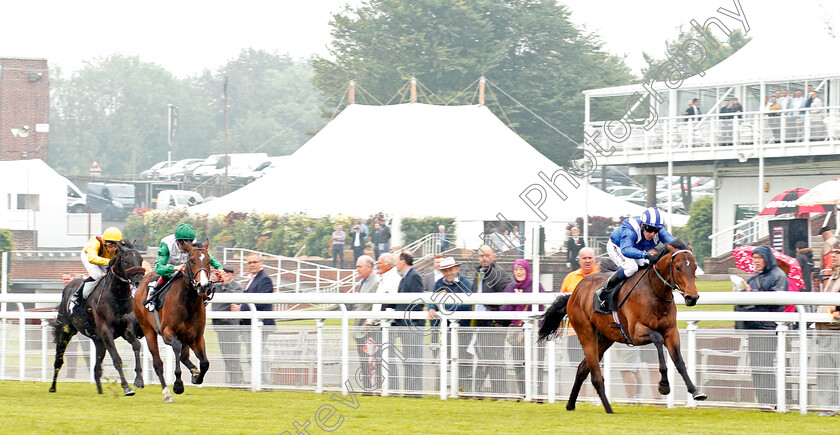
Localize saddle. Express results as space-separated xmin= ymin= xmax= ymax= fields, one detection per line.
xmin=148 ymin=275 xmax=177 ymax=311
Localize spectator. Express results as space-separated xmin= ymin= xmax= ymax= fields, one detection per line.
xmin=349 ymin=224 xmax=367 ymax=264
xmin=232 ymin=253 xmax=275 ymax=384
xmin=356 ymin=217 xmax=370 ymax=243
xmin=720 ymin=99 xmax=734 ymax=145
xmin=437 ymin=225 xmax=450 ymax=252
xmin=372 ymin=222 xmax=382 ymax=259
xmin=788 ymin=90 xmax=804 ymax=116
xmin=331 ymin=224 xmax=346 ymax=269
xmin=352 ymin=255 xmax=381 ymax=390
xmin=808 ymin=91 xmax=825 ymax=140
xmin=690 ymin=98 xmax=701 ymax=121
xmin=61 ymin=273 xmax=74 ymax=288
xmin=392 ymin=251 xmax=424 ymax=393
xmin=212 ymin=264 xmax=244 ymax=385
xmin=822 ymin=226 xmax=838 ymax=279
xmin=560 ymin=247 xmax=599 ymax=384
xmin=731 ymin=98 xmax=744 ymax=118
xmin=511 ymin=227 xmax=525 ymax=257
xmin=376 ymin=219 xmax=392 ymax=257
xmin=737 ymin=245 xmax=787 ymax=409
xmin=815 ymin=242 xmax=840 ymax=417
xmin=376 ymin=253 xmax=401 ymax=297
xmin=683 ymin=100 xmax=698 ymax=121
xmin=423 ymin=254 xmax=445 ymax=293
xmin=566 ymin=227 xmax=585 ymax=270
xmin=427 ymin=257 xmax=473 ymax=392
xmin=720 ymin=99 xmax=733 ymax=119
xmin=733 ymin=231 xmax=747 ymax=249
xmin=795 ymin=241 xmax=814 ymax=292
xmin=500 ymin=259 xmax=547 ymax=396
xmin=471 ymin=244 xmax=513 ymax=394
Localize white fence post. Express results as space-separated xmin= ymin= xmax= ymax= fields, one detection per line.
xmin=41 ymin=320 xmax=49 ymax=382
xmin=603 ymin=346 xmax=612 ymax=399
xmin=250 ymin=306 xmax=261 ymax=392
xmin=341 ymin=309 xmax=349 ymax=395
xmin=547 ymin=334 xmax=556 ymax=404
xmin=776 ymin=323 xmax=788 ymax=413
xmin=686 ymin=321 xmax=698 ymax=408
xmin=797 ymin=306 xmax=808 ymax=415
xmin=18 ymin=303 xmax=25 ymax=381
xmin=439 ymin=317 xmax=447 ymax=400
xmin=450 ymin=322 xmax=458 ymax=398
xmin=524 ymin=321 xmax=532 ymax=402
xmin=316 ymin=319 xmax=324 ymax=394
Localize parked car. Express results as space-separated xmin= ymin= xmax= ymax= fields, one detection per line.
xmin=156 ymin=190 xmax=204 ymax=211
xmin=66 ymin=180 xmax=86 ymax=213
xmin=192 ymin=153 xmax=269 ymax=182
xmin=607 ymin=185 xmax=644 ymax=198
xmin=87 ymin=182 xmax=136 ymax=220
xmin=156 ymin=158 xmax=204 ymax=180
xmin=139 ymin=161 xmax=173 ymax=179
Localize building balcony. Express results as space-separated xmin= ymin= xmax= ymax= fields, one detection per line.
xmin=587 ymin=106 xmax=840 ymax=167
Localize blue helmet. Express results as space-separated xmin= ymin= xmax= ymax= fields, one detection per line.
xmin=640 ymin=207 xmax=665 ymax=229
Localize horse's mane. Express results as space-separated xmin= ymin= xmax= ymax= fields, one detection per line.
xmin=652 ymin=238 xmax=691 ymax=263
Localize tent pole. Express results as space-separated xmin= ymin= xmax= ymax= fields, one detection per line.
xmin=410 ymin=77 xmax=417 ymax=104
xmin=478 ymin=77 xmax=485 ymax=107
xmin=349 ymin=80 xmax=355 ymax=105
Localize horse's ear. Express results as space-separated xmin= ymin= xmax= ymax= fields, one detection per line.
xmin=132 ymin=240 xmax=138 ymax=249
xmin=203 ymin=238 xmax=209 ymax=249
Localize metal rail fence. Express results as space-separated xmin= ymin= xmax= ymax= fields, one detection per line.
xmin=1 ymin=292 xmax=839 ymax=414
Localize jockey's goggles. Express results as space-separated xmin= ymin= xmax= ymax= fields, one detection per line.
xmin=104 ymin=240 xmax=117 ymax=246
xmin=642 ymin=225 xmax=660 ymax=234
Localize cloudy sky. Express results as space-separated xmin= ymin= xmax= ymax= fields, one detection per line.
xmin=0 ymin=0 xmax=833 ymax=78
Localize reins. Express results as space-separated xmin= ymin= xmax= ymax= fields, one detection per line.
xmin=647 ymin=249 xmax=694 ymax=302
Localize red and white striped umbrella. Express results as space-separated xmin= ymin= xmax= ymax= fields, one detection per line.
xmin=759 ymin=187 xmax=831 ymax=215
xmin=732 ymin=245 xmax=804 ymax=290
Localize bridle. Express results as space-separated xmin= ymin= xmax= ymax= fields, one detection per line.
xmin=648 ymin=249 xmax=694 ymax=302
xmin=185 ymin=247 xmax=212 ymax=296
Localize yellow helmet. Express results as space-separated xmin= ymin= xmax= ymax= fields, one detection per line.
xmin=102 ymin=227 xmax=123 ymax=243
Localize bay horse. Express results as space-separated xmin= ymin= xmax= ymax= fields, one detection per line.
xmin=51 ymin=239 xmax=146 ymax=395
xmin=133 ymin=239 xmax=213 ymax=403
xmin=538 ymin=240 xmax=707 ymax=413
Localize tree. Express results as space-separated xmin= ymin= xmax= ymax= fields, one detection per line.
xmin=641 ymin=28 xmax=750 ymax=82
xmin=683 ymin=196 xmax=713 ymax=267
xmin=312 ymin=0 xmax=635 ymax=165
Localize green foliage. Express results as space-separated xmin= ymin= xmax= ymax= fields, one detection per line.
xmin=312 ymin=0 xmax=635 ymax=165
xmin=641 ymin=29 xmax=750 ymax=82
xmin=122 ymin=214 xmax=149 ymax=247
xmin=49 ymin=51 xmax=326 ymax=176
xmin=400 ymin=217 xmax=456 ymax=245
xmin=683 ymin=196 xmax=713 ymax=266
xmin=0 ymin=228 xmax=13 ymax=252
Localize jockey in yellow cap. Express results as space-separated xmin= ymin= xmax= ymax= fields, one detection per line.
xmin=68 ymin=227 xmax=122 ymax=313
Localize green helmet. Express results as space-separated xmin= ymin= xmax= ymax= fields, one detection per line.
xmin=174 ymin=223 xmax=196 ymax=241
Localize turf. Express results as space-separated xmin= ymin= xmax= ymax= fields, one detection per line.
xmin=0 ymin=381 xmax=834 ymax=434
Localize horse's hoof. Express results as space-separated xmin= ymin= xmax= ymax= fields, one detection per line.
xmin=49 ymin=387 xmax=56 ymax=393
xmin=191 ymin=374 xmax=200 ymax=384
xmin=658 ymin=384 xmax=671 ymax=395
xmin=173 ymin=380 xmax=184 ymax=395
xmin=693 ymin=391 xmax=708 ymax=401
xmin=124 ymin=387 xmax=135 ymax=397
xmin=162 ymin=387 xmax=174 ymax=403
xmin=134 ymin=379 xmax=145 ymax=389
xmin=606 ymin=409 xmax=614 ymax=414
xmin=97 ymin=386 xmax=103 ymax=395
xmin=566 ymin=404 xmax=576 ymax=411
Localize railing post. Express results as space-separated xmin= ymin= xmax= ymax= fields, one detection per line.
xmin=686 ymin=321 xmax=698 ymax=408
xmin=666 ymin=351 xmax=675 ymax=408
xmin=547 ymin=332 xmax=556 ymax=404
xmin=797 ymin=306 xmax=808 ymax=415
xmin=316 ymin=319 xmax=324 ymax=394
xmin=524 ymin=321 xmax=533 ymax=402
xmin=450 ymin=321 xmax=459 ymax=398
xmin=776 ymin=323 xmax=788 ymax=413
xmin=439 ymin=317 xmax=448 ymax=400
xmin=381 ymin=319 xmax=391 ymax=397
xmin=249 ymin=304 xmax=261 ymax=392
xmin=341 ymin=307 xmax=349 ymax=395
xmin=41 ymin=319 xmax=49 ymax=382
xmin=603 ymin=345 xmax=612 ymax=399
xmin=18 ymin=303 xmax=25 ymax=381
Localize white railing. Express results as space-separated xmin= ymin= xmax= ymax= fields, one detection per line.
xmin=2 ymin=291 xmax=839 ymax=413
xmin=708 ymin=213 xmax=772 ymax=257
xmin=400 ymin=233 xmax=454 ymax=262
xmin=223 ymin=248 xmax=356 ymax=297
xmin=586 ymin=105 xmax=840 ymax=165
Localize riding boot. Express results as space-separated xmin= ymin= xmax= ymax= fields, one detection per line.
xmin=144 ymin=276 xmax=167 ymax=311
xmin=67 ymin=278 xmax=93 ymax=314
xmin=594 ymin=271 xmax=623 ymax=315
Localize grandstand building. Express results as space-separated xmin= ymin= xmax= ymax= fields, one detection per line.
xmin=583 ymin=29 xmax=840 ymax=260
xmin=0 ymin=58 xmax=49 ymax=162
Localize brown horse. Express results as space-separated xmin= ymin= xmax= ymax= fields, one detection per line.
xmin=133 ymin=240 xmax=213 ymax=403
xmin=51 ymin=240 xmax=146 ymax=395
xmin=538 ymin=239 xmax=707 ymax=413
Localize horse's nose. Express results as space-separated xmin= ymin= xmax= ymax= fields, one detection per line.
xmin=684 ymin=295 xmax=698 ymax=307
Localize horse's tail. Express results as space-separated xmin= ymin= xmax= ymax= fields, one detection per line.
xmin=536 ymin=293 xmax=571 ymax=342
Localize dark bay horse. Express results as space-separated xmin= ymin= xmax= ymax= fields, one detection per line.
xmin=133 ymin=240 xmax=212 ymax=403
xmin=51 ymin=240 xmax=146 ymax=395
xmin=538 ymin=240 xmax=707 ymax=413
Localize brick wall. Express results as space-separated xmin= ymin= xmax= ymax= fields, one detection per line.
xmin=11 ymin=230 xmax=36 ymax=250
xmin=0 ymin=58 xmax=49 ymax=162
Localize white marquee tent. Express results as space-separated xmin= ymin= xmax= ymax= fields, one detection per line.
xmin=191 ymin=104 xmax=686 ymax=248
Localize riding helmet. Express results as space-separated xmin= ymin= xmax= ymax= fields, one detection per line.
xmin=640 ymin=207 xmax=665 ymax=229
xmin=102 ymin=227 xmax=123 ymax=242
xmin=175 ymin=223 xmax=196 ymax=241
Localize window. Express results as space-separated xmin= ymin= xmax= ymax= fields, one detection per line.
xmin=17 ymin=194 xmax=40 ymax=211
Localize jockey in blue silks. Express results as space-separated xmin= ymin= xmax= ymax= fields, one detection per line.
xmin=594 ymin=207 xmax=675 ymax=314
